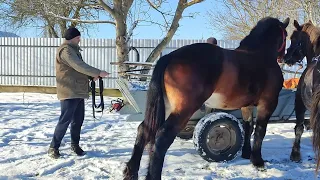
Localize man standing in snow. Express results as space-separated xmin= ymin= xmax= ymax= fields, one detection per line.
xmin=48 ymin=27 xmax=109 ymax=159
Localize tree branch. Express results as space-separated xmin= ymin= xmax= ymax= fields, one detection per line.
xmin=146 ymin=0 xmax=170 ymax=29
xmin=146 ymin=0 xmax=163 ymax=9
xmin=126 ymin=20 xmax=139 ymax=43
xmin=98 ymin=0 xmax=115 ymax=17
xmin=184 ymin=0 xmax=204 ymax=8
xmin=47 ymin=11 xmax=116 ymax=25
xmin=123 ymin=0 xmax=134 ymax=15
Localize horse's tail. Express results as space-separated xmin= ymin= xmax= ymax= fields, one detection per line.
xmin=144 ymin=54 xmax=170 ymax=148
xmin=310 ymin=87 xmax=320 ymax=173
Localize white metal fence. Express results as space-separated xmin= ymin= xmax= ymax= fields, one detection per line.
xmin=0 ymin=38 xmax=303 ymax=88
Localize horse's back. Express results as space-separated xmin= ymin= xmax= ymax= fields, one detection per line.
xmin=160 ymin=42 xmax=283 ymax=109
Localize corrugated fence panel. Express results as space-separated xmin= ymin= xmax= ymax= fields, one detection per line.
xmin=0 ymin=38 xmax=303 ymax=88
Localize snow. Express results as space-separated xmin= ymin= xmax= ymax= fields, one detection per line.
xmin=1 ymin=92 xmax=320 ymax=179
xmin=128 ymin=81 xmax=149 ymax=91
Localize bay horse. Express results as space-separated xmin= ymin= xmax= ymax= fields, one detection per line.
xmin=124 ymin=17 xmax=289 ymax=180
xmin=281 ymin=20 xmax=320 ymax=172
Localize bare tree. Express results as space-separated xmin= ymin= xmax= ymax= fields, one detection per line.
xmin=291 ymin=0 xmax=320 ymax=25
xmin=0 ymin=0 xmax=204 ymax=75
xmin=0 ymin=0 xmax=99 ymax=37
xmin=40 ymin=0 xmax=204 ymax=75
xmin=145 ymin=0 xmax=204 ymax=63
xmin=207 ymin=0 xmax=304 ymax=40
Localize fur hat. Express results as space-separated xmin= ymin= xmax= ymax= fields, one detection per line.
xmin=64 ymin=27 xmax=81 ymax=40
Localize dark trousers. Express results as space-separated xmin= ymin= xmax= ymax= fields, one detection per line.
xmin=50 ymin=98 xmax=85 ymax=149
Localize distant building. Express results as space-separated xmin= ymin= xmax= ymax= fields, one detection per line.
xmin=0 ymin=31 xmax=19 ymax=37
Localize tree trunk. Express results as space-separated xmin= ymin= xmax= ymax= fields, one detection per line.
xmin=139 ymin=0 xmax=196 ymax=80
xmin=145 ymin=2 xmax=186 ymax=63
xmin=145 ymin=20 xmax=181 ymax=63
xmin=48 ymin=25 xmax=59 ymax=38
xmin=115 ymin=15 xmax=129 ymax=77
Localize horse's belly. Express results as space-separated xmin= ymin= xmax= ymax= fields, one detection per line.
xmin=204 ymin=93 xmax=253 ymax=110
xmin=204 ymin=93 xmax=234 ymax=110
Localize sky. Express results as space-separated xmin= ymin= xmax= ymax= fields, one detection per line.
xmin=1 ymin=0 xmax=223 ymax=40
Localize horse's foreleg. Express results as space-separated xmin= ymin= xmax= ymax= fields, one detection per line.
xmin=145 ymin=111 xmax=194 ymax=180
xmin=251 ymin=99 xmax=277 ymax=169
xmin=241 ymin=106 xmax=254 ymax=159
xmin=290 ymin=92 xmax=306 ymax=162
xmin=124 ymin=121 xmax=149 ymax=180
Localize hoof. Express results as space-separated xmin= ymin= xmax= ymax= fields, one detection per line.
xmin=290 ymin=151 xmax=301 ymax=162
xmin=123 ymin=173 xmax=138 ymax=180
xmin=123 ymin=166 xmax=138 ymax=180
xmin=255 ymin=165 xmax=267 ymax=172
xmin=251 ymin=156 xmax=265 ymax=169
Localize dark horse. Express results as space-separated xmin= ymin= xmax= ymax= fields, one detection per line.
xmin=281 ymin=20 xmax=320 ymax=171
xmin=124 ymin=17 xmax=289 ymax=180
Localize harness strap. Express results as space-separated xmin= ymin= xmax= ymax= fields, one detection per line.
xmin=312 ymin=54 xmax=320 ymax=62
xmin=90 ymin=77 xmax=104 ymax=118
xmin=278 ymin=27 xmax=286 ymax=53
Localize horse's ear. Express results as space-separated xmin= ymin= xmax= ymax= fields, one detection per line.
xmin=294 ymin=20 xmax=302 ymax=31
xmin=282 ymin=17 xmax=290 ymax=28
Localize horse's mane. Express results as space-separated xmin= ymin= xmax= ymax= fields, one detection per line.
xmin=301 ymin=22 xmax=320 ymax=45
xmin=239 ymin=17 xmax=281 ymax=50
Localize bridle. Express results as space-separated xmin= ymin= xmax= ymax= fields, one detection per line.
xmin=278 ymin=27 xmax=286 ymax=53
xmin=288 ymin=41 xmax=304 ymax=63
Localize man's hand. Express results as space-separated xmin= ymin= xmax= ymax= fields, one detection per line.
xmin=93 ymin=71 xmax=110 ymax=81
xmin=99 ymin=70 xmax=110 ymax=77
xmin=93 ymin=77 xmax=99 ymax=81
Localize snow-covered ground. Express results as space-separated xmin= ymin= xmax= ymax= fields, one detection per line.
xmin=0 ymin=92 xmax=319 ymax=180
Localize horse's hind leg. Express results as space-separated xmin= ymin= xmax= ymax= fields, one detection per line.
xmin=123 ymin=121 xmax=149 ymax=180
xmin=251 ymin=99 xmax=278 ymax=169
xmin=241 ymin=106 xmax=254 ymax=159
xmin=145 ymin=109 xmax=197 ymax=180
xmin=290 ymin=92 xmax=306 ymax=162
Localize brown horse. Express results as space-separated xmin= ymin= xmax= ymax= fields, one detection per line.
xmin=124 ymin=17 xmax=289 ymax=180
xmin=281 ymin=20 xmax=320 ymax=172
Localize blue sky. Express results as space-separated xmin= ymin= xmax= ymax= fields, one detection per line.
xmin=5 ymin=0 xmax=222 ymax=40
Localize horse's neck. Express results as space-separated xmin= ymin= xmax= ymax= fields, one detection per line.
xmin=246 ymin=49 xmax=277 ymax=63
xmin=234 ymin=47 xmax=277 ymax=67
xmin=306 ymin=42 xmax=320 ymax=64
xmin=305 ymin=26 xmax=320 ymax=64
xmin=306 ymin=26 xmax=320 ymax=43
xmin=237 ymin=44 xmax=277 ymax=55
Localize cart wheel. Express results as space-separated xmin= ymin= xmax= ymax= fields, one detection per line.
xmin=193 ymin=112 xmax=244 ymax=162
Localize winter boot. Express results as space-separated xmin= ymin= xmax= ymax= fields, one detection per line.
xmin=71 ymin=144 xmax=86 ymax=156
xmin=48 ymin=147 xmax=61 ymax=159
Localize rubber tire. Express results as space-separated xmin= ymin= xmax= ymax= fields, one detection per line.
xmin=177 ymin=120 xmax=199 ymax=140
xmin=193 ymin=113 xmax=244 ymax=162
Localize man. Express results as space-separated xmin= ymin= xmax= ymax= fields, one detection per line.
xmin=206 ymin=37 xmax=218 ymax=45
xmin=48 ymin=27 xmax=109 ymax=159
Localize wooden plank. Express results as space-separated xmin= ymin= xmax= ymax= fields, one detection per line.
xmin=110 ymin=61 xmax=154 ymax=67
xmin=125 ymin=73 xmax=152 ymax=78
xmin=0 ymin=85 xmax=122 ymax=97
xmin=282 ymin=69 xmax=303 ymax=75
